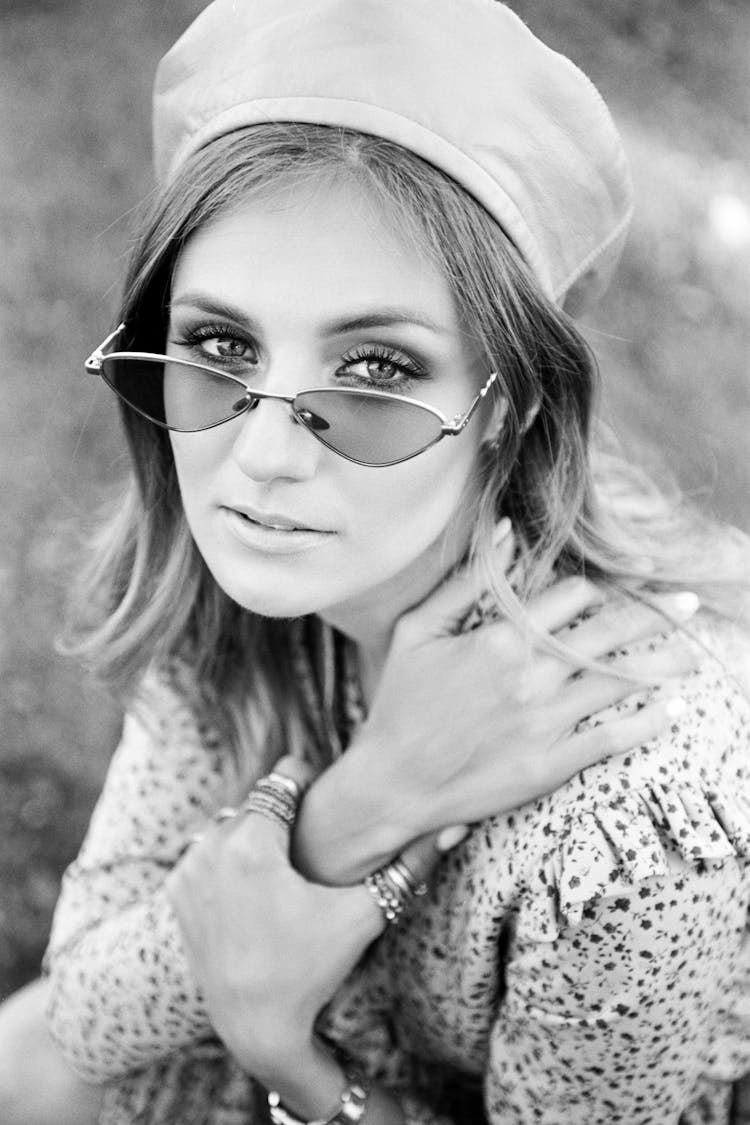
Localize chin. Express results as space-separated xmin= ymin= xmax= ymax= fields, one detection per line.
xmin=219 ymin=582 xmax=318 ymax=620
xmin=205 ymin=564 xmax=332 ymax=621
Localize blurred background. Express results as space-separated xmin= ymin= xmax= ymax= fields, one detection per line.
xmin=0 ymin=0 xmax=748 ymax=1000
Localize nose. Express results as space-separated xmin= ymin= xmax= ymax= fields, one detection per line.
xmin=231 ymin=394 xmax=322 ymax=482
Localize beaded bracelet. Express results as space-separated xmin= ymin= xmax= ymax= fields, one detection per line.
xmin=267 ymin=1067 xmax=370 ymax=1125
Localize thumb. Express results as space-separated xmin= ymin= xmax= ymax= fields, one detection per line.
xmin=236 ymin=755 xmax=317 ymax=856
xmin=398 ymin=824 xmax=471 ymax=884
xmin=269 ymin=755 xmax=317 ymax=791
xmin=357 ymin=826 xmax=471 ymax=934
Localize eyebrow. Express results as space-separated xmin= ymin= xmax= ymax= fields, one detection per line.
xmin=169 ymin=292 xmax=449 ymax=337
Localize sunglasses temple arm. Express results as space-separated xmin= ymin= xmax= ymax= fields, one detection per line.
xmin=85 ymin=323 xmax=127 ymax=373
xmin=445 ymin=370 xmax=499 ymax=433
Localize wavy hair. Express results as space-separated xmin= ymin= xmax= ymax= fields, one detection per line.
xmin=63 ymin=123 xmax=748 ymax=778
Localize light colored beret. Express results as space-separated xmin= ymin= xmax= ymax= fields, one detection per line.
xmin=153 ymin=0 xmax=633 ymax=314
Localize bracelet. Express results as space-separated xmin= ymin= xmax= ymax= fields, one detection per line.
xmin=267 ymin=1067 xmax=370 ymax=1125
xmin=364 ymin=868 xmax=405 ymax=924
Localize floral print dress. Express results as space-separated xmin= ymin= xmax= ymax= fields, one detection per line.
xmin=44 ymin=615 xmax=750 ymax=1124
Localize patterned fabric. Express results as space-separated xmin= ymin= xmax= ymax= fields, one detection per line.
xmin=43 ymin=616 xmax=750 ymax=1124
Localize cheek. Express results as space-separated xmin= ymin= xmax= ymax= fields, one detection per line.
xmin=345 ymin=442 xmax=481 ymax=554
xmin=169 ymin=433 xmax=223 ymax=516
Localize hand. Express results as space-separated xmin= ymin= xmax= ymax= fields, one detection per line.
xmin=166 ymin=757 xmax=384 ymax=1094
xmin=167 ymin=757 xmax=429 ymax=1123
xmin=295 ymin=533 xmax=702 ymax=883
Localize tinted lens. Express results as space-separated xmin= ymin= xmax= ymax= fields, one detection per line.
xmin=100 ymin=356 xmax=248 ymax=431
xmin=294 ymin=389 xmax=444 ymax=465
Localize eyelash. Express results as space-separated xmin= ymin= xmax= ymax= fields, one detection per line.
xmin=170 ymin=324 xmax=428 ymax=388
xmin=336 ymin=344 xmax=427 ymax=390
xmin=170 ymin=323 xmax=257 ymax=368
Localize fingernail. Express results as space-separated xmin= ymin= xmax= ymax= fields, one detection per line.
xmin=436 ymin=824 xmax=470 ymax=851
xmin=670 ymin=591 xmax=700 ymax=618
xmin=492 ymin=517 xmax=511 ymax=546
xmin=665 ymin=696 xmax=687 ymax=719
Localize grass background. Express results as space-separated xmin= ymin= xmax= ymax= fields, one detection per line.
xmin=0 ymin=0 xmax=748 ymax=999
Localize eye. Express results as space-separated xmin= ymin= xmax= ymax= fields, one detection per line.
xmin=202 ymin=336 xmax=251 ymax=360
xmin=170 ymin=323 xmax=259 ymax=368
xmin=338 ymin=344 xmax=426 ymax=389
xmin=354 ymin=356 xmax=400 ymax=382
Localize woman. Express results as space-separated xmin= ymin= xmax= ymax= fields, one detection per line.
xmin=5 ymin=0 xmax=750 ymax=1122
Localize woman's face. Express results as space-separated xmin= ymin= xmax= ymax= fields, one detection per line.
xmin=167 ymin=176 xmax=495 ymax=642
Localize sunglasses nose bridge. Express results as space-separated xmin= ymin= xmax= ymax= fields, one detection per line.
xmin=229 ymin=388 xmax=324 ymax=480
xmin=231 ymin=387 xmax=298 ymax=415
xmin=230 ymin=387 xmax=335 ymax=443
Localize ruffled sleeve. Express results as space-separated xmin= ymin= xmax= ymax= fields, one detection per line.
xmin=482 ymin=623 xmax=750 ymax=1123
xmin=519 ymin=776 xmax=750 ymax=941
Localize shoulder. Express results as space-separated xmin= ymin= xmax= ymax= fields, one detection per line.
xmin=571 ymin=613 xmax=750 ymax=790
xmin=128 ymin=655 xmax=220 ymax=746
xmin=481 ymin=614 xmax=750 ymax=940
xmin=116 ymin=655 xmax=236 ymax=783
xmin=562 ymin=612 xmax=750 ymax=792
xmin=93 ymin=656 xmax=232 ymax=823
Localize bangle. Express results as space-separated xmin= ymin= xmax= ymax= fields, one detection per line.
xmin=267 ymin=1067 xmax=370 ymax=1125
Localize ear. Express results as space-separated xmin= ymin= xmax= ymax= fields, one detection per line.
xmin=480 ymin=396 xmax=541 ymax=448
xmin=481 ymin=395 xmax=509 ymax=444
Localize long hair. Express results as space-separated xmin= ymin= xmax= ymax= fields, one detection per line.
xmin=63 ymin=123 xmax=749 ymax=779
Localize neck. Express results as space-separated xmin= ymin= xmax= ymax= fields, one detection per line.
xmin=318 ymin=519 xmax=472 ymax=706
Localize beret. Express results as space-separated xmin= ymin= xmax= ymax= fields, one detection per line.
xmin=153 ymin=0 xmax=633 ymax=314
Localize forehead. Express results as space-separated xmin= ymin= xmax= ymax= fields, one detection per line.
xmin=170 ymin=176 xmax=460 ymax=330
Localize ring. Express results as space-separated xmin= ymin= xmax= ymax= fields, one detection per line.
xmin=240 ymin=773 xmax=304 ymax=832
xmin=364 ymin=856 xmax=430 ymax=926
xmin=266 ymin=772 xmax=305 ymax=801
xmin=386 ymin=857 xmax=429 ymax=898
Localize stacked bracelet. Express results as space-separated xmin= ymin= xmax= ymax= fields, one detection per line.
xmin=268 ymin=1068 xmax=370 ymax=1125
xmin=364 ymin=868 xmax=405 ymax=924
xmin=363 ymin=853 xmax=429 ymax=926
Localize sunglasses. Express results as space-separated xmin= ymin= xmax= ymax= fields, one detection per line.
xmin=85 ymin=325 xmax=498 ymax=467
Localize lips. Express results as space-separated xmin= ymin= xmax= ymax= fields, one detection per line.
xmin=225 ymin=503 xmax=329 ymax=533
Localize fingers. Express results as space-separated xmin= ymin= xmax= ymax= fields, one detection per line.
xmin=435 ymin=824 xmax=471 ymax=851
xmin=607 ymin=636 xmax=703 ymax=682
xmin=523 ymin=576 xmax=606 ymax=634
xmin=556 ymin=695 xmax=689 ymax=778
xmin=236 ymin=759 xmax=315 ymax=853
xmin=267 ymin=754 xmax=317 ymax=790
xmin=190 ymin=757 xmax=315 ymax=859
xmin=550 ymin=639 xmax=706 ymax=742
xmin=474 ymin=586 xmax=702 ymax=703
xmin=552 ymin=638 xmax=701 ymax=730
xmin=556 ymin=590 xmax=700 ymax=664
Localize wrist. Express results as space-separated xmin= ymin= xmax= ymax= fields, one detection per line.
xmin=266 ymin=1039 xmax=404 ymax=1125
xmin=260 ymin=1035 xmax=347 ymax=1120
xmin=292 ymin=744 xmax=409 ymax=884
